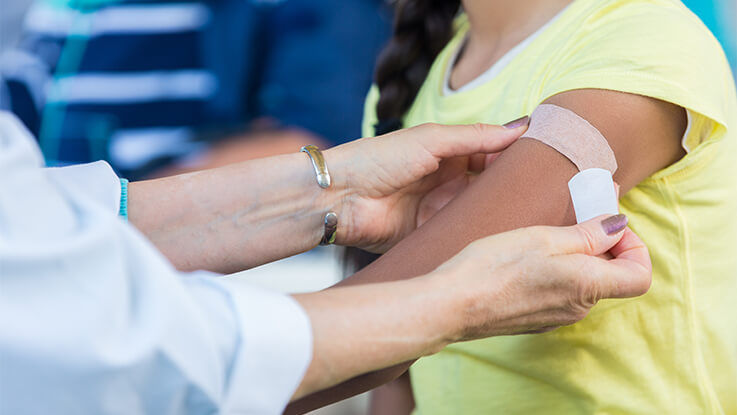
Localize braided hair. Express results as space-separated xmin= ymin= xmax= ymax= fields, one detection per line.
xmin=374 ymin=0 xmax=461 ymax=135
xmin=345 ymin=0 xmax=461 ymax=274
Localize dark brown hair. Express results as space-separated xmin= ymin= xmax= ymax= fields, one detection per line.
xmin=344 ymin=0 xmax=461 ymax=274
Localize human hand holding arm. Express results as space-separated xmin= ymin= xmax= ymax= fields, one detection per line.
xmin=126 ymin=122 xmax=525 ymax=273
xmin=290 ymin=215 xmax=651 ymax=400
xmin=288 ymin=89 xmax=686 ymax=413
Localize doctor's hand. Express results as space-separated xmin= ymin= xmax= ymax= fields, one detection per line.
xmin=292 ymin=215 xmax=652 ymax=400
xmin=327 ymin=119 xmax=528 ymax=253
xmin=429 ymin=214 xmax=652 ymax=340
xmin=129 ymin=120 xmax=526 ymax=273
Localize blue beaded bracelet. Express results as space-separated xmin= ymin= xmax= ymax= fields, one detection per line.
xmin=119 ymin=178 xmax=129 ymax=221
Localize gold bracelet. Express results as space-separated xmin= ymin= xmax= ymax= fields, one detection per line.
xmin=301 ymin=145 xmax=338 ymax=245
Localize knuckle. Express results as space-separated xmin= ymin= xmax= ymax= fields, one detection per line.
xmin=470 ymin=123 xmax=487 ymax=146
xmin=531 ymin=227 xmax=557 ymax=253
xmin=419 ymin=122 xmax=442 ymax=135
xmin=564 ymin=309 xmax=590 ymax=326
xmin=576 ymin=282 xmax=600 ymax=309
xmin=470 ymin=122 xmax=488 ymax=136
xmin=470 ymin=122 xmax=500 ymax=144
xmin=560 ymin=299 xmax=593 ymax=326
xmin=575 ymin=225 xmax=598 ymax=255
xmin=414 ymin=123 xmax=442 ymax=148
xmin=470 ymin=121 xmax=498 ymax=134
xmin=555 ymin=272 xmax=600 ymax=324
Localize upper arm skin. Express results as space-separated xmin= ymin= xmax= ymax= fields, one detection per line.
xmin=546 ymin=89 xmax=687 ymax=193
xmin=285 ymin=89 xmax=686 ymax=413
xmin=342 ymin=89 xmax=686 ymax=285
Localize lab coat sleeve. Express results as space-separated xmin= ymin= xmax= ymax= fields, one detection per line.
xmin=219 ymin=280 xmax=313 ymax=414
xmin=0 ymin=111 xmax=313 ymax=415
xmin=45 ymin=161 xmax=122 ymax=215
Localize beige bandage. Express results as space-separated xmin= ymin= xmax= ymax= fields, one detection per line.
xmin=522 ymin=104 xmax=618 ymax=174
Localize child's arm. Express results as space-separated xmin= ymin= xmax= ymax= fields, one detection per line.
xmin=285 ymin=89 xmax=686 ymax=414
xmin=368 ymin=373 xmax=415 ymax=415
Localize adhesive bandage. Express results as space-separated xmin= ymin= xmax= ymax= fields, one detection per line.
xmin=523 ymin=104 xmax=618 ymax=174
xmin=523 ymin=104 xmax=620 ymax=223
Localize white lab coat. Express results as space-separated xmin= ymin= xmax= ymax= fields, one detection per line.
xmin=0 ymin=111 xmax=312 ymax=414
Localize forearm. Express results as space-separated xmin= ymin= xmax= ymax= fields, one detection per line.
xmin=287 ymin=139 xmax=579 ymax=413
xmin=344 ymin=139 xmax=578 ymax=285
xmin=124 ymin=121 xmax=526 ymax=273
xmin=128 ymin=152 xmax=346 ymax=273
xmin=290 ymin=90 xmax=682 ymax=412
xmin=286 ymin=365 xmax=413 ymax=415
xmin=369 ymin=372 xmax=416 ymax=415
xmin=340 ymin=91 xmax=684 ymax=287
xmin=291 ymin=276 xmax=456 ymax=400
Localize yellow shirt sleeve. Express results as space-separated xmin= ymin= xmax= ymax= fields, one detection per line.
xmin=539 ymin=0 xmax=735 ymax=151
xmin=361 ymin=85 xmax=381 ymax=138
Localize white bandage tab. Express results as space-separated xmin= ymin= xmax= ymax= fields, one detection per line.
xmin=568 ymin=168 xmax=619 ymax=223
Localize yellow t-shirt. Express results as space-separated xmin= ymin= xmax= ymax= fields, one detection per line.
xmin=362 ymin=0 xmax=737 ymax=413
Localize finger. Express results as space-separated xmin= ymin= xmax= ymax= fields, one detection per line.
xmin=614 ymin=182 xmax=621 ymax=198
xmin=565 ymin=228 xmax=651 ymax=299
xmin=422 ymin=156 xmax=470 ymax=188
xmin=608 ymin=228 xmax=652 ymax=274
xmin=520 ymin=326 xmax=560 ymax=335
xmin=540 ymin=214 xmax=629 ymax=256
xmin=589 ymin=244 xmax=652 ymax=299
xmin=409 ymin=122 xmax=526 ymax=160
xmin=553 ymin=249 xmax=651 ymax=301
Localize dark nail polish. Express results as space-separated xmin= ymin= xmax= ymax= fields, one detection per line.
xmin=601 ymin=214 xmax=628 ymax=235
xmin=503 ymin=115 xmax=530 ymax=129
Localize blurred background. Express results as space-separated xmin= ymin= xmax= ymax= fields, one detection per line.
xmin=0 ymin=0 xmax=735 ymax=413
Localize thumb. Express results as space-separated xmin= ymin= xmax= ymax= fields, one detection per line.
xmin=544 ymin=214 xmax=629 ymax=256
xmin=410 ymin=121 xmax=528 ymax=160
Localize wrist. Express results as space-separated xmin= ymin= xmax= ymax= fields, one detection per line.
xmin=295 ymin=147 xmax=348 ymax=249
xmin=320 ymin=146 xmax=359 ymax=246
xmin=421 ymin=266 xmax=480 ymax=345
xmin=409 ymin=273 xmax=464 ymax=353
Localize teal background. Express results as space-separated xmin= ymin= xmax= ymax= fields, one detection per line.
xmin=683 ymin=0 xmax=737 ymax=74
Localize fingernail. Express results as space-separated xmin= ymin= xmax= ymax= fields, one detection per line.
xmin=601 ymin=214 xmax=628 ymax=235
xmin=503 ymin=115 xmax=530 ymax=129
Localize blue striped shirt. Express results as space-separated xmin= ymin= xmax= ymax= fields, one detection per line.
xmin=1 ymin=0 xmax=391 ymax=179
